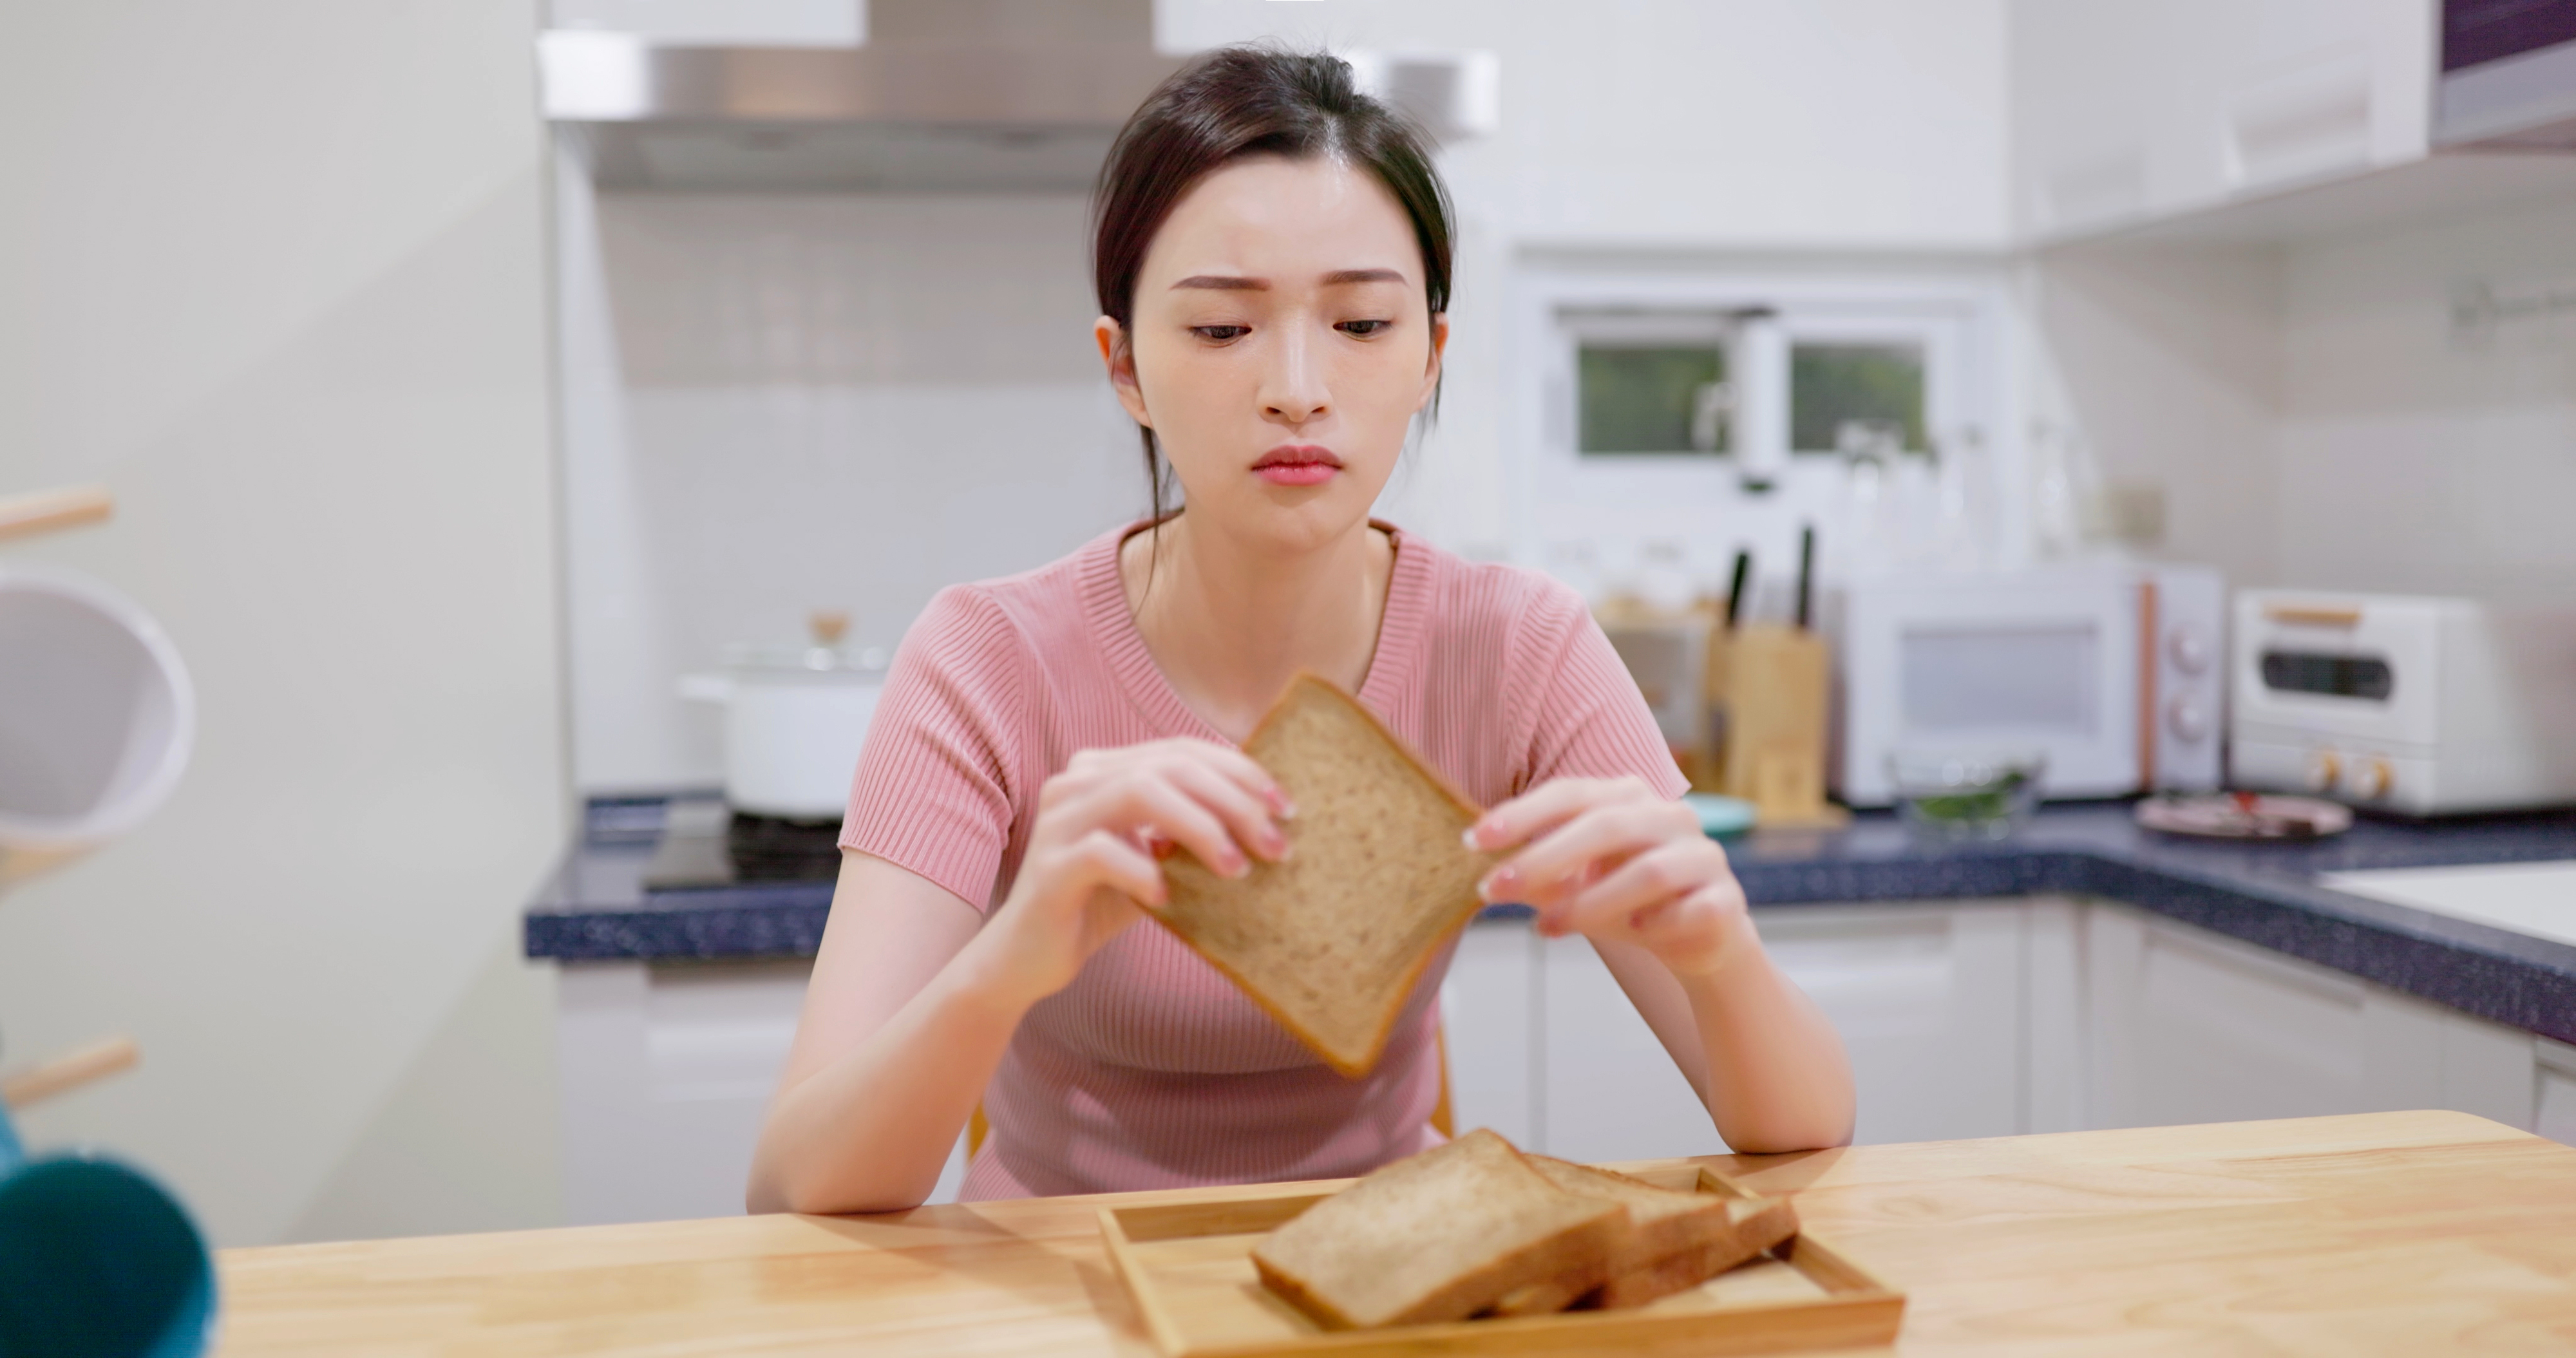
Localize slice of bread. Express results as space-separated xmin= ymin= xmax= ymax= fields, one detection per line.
xmin=1153 ymin=674 xmax=1493 ymax=1077
xmin=1251 ymin=1129 xmax=1632 ymax=1330
xmin=1593 ymin=1194 xmax=1799 ymax=1310
xmin=1486 ymin=1159 xmax=1801 ymax=1316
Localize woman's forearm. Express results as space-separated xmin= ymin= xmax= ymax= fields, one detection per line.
xmin=1676 ymin=920 xmax=1857 ymax=1153
xmin=748 ymin=932 xmax=1030 ymax=1215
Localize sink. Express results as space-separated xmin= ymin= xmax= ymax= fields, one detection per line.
xmin=2320 ymin=861 xmax=2576 ymax=947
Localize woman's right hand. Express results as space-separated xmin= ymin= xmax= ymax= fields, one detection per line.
xmin=969 ymin=738 xmax=1292 ymax=1008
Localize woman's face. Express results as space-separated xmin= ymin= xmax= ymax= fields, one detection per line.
xmin=1098 ymin=154 xmax=1446 ymax=555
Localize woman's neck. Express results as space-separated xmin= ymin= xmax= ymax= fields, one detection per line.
xmin=1119 ymin=512 xmax=1396 ymax=743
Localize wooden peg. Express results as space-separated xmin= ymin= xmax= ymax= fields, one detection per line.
xmin=0 ymin=1035 xmax=140 ymax=1111
xmin=0 ymin=484 xmax=113 ymax=545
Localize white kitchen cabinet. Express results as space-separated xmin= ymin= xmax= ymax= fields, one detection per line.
xmin=1439 ymin=919 xmax=1540 ymax=1147
xmin=2011 ymin=0 xmax=2434 ymax=241
xmin=1535 ymin=930 xmax=1729 ymax=1163
xmin=2533 ymin=1041 xmax=2576 ymax=1147
xmin=556 ymin=959 xmax=965 ymax=1225
xmin=1494 ymin=900 xmax=2042 ymax=1160
xmin=2081 ymin=903 xmax=2541 ymax=1134
xmin=1757 ymin=901 xmax=2034 ymax=1147
xmin=556 ymin=896 xmax=2564 ymax=1223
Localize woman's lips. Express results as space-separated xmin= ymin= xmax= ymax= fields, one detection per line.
xmin=1253 ymin=444 xmax=1341 ymax=487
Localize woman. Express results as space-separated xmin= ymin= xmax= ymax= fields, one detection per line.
xmin=748 ymin=48 xmax=1853 ymax=1215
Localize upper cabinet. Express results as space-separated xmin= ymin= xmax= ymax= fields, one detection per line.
xmin=2012 ymin=0 xmax=2437 ymax=242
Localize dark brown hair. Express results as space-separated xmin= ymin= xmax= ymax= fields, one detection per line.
xmin=1092 ymin=46 xmax=1456 ymax=526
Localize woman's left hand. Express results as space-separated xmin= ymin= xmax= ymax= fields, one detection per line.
xmin=1465 ymin=777 xmax=1751 ymax=977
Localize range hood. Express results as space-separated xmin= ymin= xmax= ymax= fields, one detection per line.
xmin=542 ymin=0 xmax=1186 ymax=192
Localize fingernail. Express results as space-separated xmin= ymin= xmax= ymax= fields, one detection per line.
xmin=1477 ymin=866 xmax=1517 ymax=901
xmin=1461 ymin=824 xmax=1486 ymax=850
xmin=1265 ymin=831 xmax=1291 ymax=858
xmin=1271 ymin=793 xmax=1297 ymax=819
xmin=1226 ymin=854 xmax=1249 ymax=878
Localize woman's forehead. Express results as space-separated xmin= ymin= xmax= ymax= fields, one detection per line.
xmin=1139 ymin=155 xmax=1422 ymax=292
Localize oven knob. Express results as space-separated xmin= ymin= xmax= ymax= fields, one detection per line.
xmin=2166 ymin=697 xmax=2210 ymax=743
xmin=2305 ymin=750 xmax=2342 ymax=793
xmin=2167 ymin=624 xmax=2213 ymax=675
xmin=2352 ymin=756 xmax=2394 ymax=800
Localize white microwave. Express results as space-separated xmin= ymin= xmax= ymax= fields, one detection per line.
xmin=1832 ymin=563 xmax=2226 ymax=806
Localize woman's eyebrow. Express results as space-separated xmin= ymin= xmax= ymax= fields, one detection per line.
xmin=1168 ymin=268 xmax=1408 ymax=291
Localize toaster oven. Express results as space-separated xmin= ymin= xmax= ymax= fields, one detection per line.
xmin=2231 ymin=591 xmax=2576 ymax=815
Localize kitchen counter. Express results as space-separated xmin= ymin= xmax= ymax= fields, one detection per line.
xmin=526 ymin=798 xmax=2576 ymax=1042
xmin=215 ymin=1110 xmax=2576 ymax=1354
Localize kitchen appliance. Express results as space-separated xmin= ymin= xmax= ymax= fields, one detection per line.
xmin=1833 ymin=562 xmax=2226 ymax=806
xmin=538 ymin=0 xmax=1495 ymax=193
xmin=2436 ymin=0 xmax=2576 ymax=150
xmin=679 ymin=613 xmax=886 ymax=823
xmin=2231 ymin=591 xmax=2576 ymax=815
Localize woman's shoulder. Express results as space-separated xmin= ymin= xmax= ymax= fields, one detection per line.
xmin=902 ymin=525 xmax=1126 ymax=662
xmin=1395 ymin=530 xmax=1593 ymax=656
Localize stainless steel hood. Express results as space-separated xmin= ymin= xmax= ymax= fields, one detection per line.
xmin=542 ymin=0 xmax=1186 ymax=192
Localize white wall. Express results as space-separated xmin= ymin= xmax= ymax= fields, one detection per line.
xmin=2277 ymin=198 xmax=2576 ymax=601
xmin=2023 ymin=192 xmax=2576 ymax=603
xmin=2023 ymin=241 xmax=2288 ymax=588
xmin=0 ymin=1 xmax=566 ymax=1247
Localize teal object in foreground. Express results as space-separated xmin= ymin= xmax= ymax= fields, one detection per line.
xmin=0 ymin=1104 xmax=215 ymax=1358
xmin=1683 ymin=792 xmax=1758 ymax=837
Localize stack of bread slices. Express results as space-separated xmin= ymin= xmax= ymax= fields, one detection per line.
xmin=1252 ymin=1129 xmax=1799 ymax=1330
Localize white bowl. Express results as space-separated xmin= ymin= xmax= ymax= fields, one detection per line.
xmin=0 ymin=566 xmax=195 ymax=887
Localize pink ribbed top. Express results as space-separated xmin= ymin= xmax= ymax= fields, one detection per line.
xmin=840 ymin=521 xmax=1685 ymax=1201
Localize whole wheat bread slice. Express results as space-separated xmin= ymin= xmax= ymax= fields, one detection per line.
xmin=1486 ymin=1158 xmax=1801 ymax=1316
xmin=1251 ymin=1129 xmax=1631 ymax=1330
xmin=1593 ymin=1194 xmax=1799 ymax=1310
xmin=1153 ymin=674 xmax=1493 ymax=1077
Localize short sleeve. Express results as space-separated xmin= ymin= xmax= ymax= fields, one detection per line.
xmin=839 ymin=585 xmax=1029 ymax=913
xmin=1513 ymin=582 xmax=1691 ymax=798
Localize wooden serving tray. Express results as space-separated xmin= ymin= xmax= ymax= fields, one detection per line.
xmin=1097 ymin=1163 xmax=1904 ymax=1357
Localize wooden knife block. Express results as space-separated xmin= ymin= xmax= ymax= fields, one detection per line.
xmin=1714 ymin=625 xmax=1849 ymax=829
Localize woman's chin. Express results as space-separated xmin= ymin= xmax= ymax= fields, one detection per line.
xmin=1195 ymin=480 xmax=1382 ymax=549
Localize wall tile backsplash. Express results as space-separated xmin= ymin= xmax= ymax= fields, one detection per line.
xmin=560 ymin=183 xmax=1141 ymax=792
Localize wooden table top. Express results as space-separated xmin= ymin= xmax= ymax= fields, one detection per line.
xmin=214 ymin=1111 xmax=2576 ymax=1355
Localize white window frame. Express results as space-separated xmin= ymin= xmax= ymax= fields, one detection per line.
xmin=1506 ymin=254 xmax=2025 ymax=585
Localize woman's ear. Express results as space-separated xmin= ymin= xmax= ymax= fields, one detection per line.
xmin=1418 ymin=312 xmax=1450 ymax=408
xmin=1095 ymin=316 xmax=1153 ymax=428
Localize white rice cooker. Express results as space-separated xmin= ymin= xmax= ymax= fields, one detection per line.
xmin=681 ymin=612 xmax=887 ymax=823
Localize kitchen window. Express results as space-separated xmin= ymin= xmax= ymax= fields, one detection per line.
xmin=1567 ymin=312 xmax=1734 ymax=456
xmin=1508 ymin=259 xmax=2015 ymax=574
xmin=1567 ymin=317 xmax=1933 ymax=459
xmin=1792 ymin=342 xmax=1926 ymax=453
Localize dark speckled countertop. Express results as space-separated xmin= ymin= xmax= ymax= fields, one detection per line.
xmin=526 ymin=798 xmax=2576 ymax=1042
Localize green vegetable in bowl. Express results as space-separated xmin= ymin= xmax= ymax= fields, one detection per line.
xmin=1908 ymin=769 xmax=2029 ymax=823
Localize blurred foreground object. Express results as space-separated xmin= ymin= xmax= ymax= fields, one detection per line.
xmin=0 ymin=1034 xmax=215 ymax=1358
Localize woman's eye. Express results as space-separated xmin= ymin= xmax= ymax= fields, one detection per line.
xmin=1337 ymin=319 xmax=1392 ymax=337
xmin=1192 ymin=325 xmax=1249 ymax=343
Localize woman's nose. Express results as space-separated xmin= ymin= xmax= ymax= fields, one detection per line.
xmin=1260 ymin=326 xmax=1329 ymax=424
